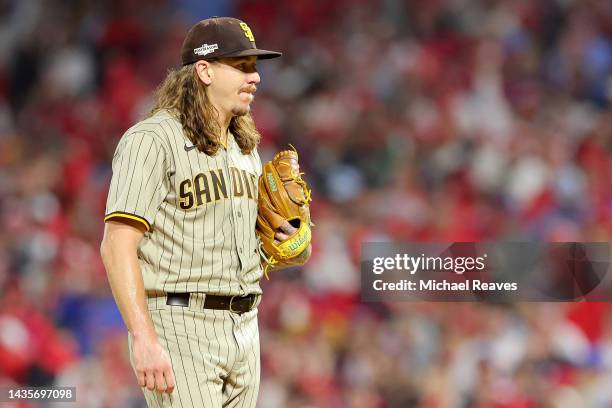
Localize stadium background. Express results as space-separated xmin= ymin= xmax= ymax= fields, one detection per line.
xmin=1 ymin=0 xmax=612 ymax=406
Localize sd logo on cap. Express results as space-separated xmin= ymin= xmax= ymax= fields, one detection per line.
xmin=181 ymin=17 xmax=281 ymax=65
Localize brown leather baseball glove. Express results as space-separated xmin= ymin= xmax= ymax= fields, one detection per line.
xmin=256 ymin=147 xmax=312 ymax=277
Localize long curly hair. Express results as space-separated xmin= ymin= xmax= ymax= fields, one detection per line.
xmin=149 ymin=64 xmax=260 ymax=155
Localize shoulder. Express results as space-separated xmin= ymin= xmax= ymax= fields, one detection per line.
xmin=127 ymin=110 xmax=182 ymax=142
xmin=118 ymin=110 xmax=183 ymax=154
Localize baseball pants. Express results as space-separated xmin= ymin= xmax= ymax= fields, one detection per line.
xmin=129 ymin=293 xmax=261 ymax=407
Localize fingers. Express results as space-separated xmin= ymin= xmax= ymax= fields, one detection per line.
xmin=274 ymin=221 xmax=297 ymax=243
xmin=134 ymin=344 xmax=176 ymax=393
xmin=145 ymin=371 xmax=156 ymax=391
xmin=154 ymin=370 xmax=167 ymax=393
xmin=138 ymin=369 xmax=174 ymax=394
xmin=279 ymin=221 xmax=297 ymax=235
xmin=164 ymin=370 xmax=176 ymax=394
xmin=274 ymin=231 xmax=289 ymax=243
xmin=136 ymin=370 xmax=146 ymax=388
xmin=156 ymin=353 xmax=174 ymax=393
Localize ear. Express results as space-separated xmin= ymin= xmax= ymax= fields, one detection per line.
xmin=195 ymin=60 xmax=213 ymax=85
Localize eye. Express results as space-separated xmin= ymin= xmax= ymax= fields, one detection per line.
xmin=236 ymin=62 xmax=256 ymax=73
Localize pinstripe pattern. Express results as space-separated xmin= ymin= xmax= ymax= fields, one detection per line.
xmin=106 ymin=110 xmax=264 ymax=407
xmin=105 ymin=110 xmax=263 ymax=296
xmin=134 ymin=299 xmax=260 ymax=407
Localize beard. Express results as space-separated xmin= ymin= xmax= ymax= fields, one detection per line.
xmin=231 ymin=104 xmax=250 ymax=116
xmin=232 ymin=89 xmax=256 ymax=116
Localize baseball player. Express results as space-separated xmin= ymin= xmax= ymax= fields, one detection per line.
xmin=100 ymin=17 xmax=310 ymax=407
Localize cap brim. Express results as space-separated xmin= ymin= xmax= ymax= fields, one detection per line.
xmin=223 ymin=48 xmax=282 ymax=59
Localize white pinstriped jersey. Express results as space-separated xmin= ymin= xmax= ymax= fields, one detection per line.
xmin=104 ymin=110 xmax=263 ymax=296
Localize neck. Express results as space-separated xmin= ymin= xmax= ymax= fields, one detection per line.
xmin=214 ymin=107 xmax=232 ymax=145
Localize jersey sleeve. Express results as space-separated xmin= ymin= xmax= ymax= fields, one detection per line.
xmin=104 ymin=131 xmax=169 ymax=232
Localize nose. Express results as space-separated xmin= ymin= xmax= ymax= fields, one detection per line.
xmin=247 ymin=71 xmax=260 ymax=85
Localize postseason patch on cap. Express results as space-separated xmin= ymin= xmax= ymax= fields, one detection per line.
xmin=194 ymin=43 xmax=219 ymax=56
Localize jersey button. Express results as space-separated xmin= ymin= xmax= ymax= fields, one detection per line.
xmin=237 ymin=212 xmax=242 ymax=218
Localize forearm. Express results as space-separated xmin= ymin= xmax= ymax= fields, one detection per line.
xmin=100 ymin=224 xmax=156 ymax=339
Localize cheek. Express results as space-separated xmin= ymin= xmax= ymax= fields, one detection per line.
xmin=229 ymin=73 xmax=247 ymax=92
xmin=213 ymin=85 xmax=236 ymax=105
xmin=221 ymin=79 xmax=240 ymax=98
xmin=214 ymin=72 xmax=246 ymax=102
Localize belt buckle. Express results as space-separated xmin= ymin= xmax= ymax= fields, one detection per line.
xmin=228 ymin=295 xmax=240 ymax=314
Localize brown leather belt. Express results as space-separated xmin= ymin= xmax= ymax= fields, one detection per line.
xmin=166 ymin=292 xmax=258 ymax=314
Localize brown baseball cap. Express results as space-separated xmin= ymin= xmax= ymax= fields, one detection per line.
xmin=180 ymin=17 xmax=282 ymax=65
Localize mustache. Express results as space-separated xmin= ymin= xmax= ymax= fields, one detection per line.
xmin=240 ymin=85 xmax=257 ymax=94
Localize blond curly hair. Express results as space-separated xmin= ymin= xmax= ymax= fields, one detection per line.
xmin=149 ymin=64 xmax=260 ymax=155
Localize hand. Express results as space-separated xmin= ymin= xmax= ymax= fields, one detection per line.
xmin=274 ymin=221 xmax=297 ymax=244
xmin=131 ymin=332 xmax=175 ymax=394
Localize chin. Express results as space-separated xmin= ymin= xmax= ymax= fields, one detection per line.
xmin=231 ymin=105 xmax=250 ymax=117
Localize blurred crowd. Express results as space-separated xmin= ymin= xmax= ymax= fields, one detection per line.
xmin=1 ymin=0 xmax=612 ymax=406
